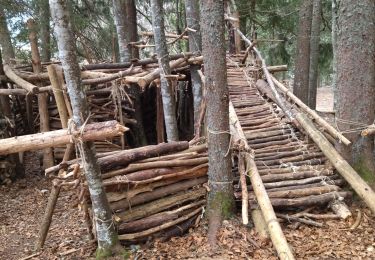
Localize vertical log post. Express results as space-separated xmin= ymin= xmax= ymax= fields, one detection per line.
xmin=47 ymin=64 xmax=75 ymax=168
xmin=27 ymin=19 xmax=54 ymax=169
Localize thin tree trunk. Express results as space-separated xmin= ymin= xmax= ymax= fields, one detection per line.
xmin=124 ymin=0 xmax=139 ymax=59
xmin=308 ymin=0 xmax=322 ymax=110
xmin=184 ymin=0 xmax=202 ymax=135
xmin=151 ymin=0 xmax=179 ymax=141
xmin=27 ymin=19 xmax=54 ymax=169
xmin=0 ymin=9 xmax=15 ymax=64
xmin=332 ymin=0 xmax=338 ymax=110
xmin=336 ymin=0 xmax=375 ymax=188
xmin=293 ymin=0 xmax=313 ymax=105
xmin=38 ymin=0 xmax=51 ymax=62
xmin=200 ymin=0 xmax=235 ymax=246
xmin=112 ymin=0 xmax=130 ymax=63
xmin=113 ymin=0 xmax=147 ymax=146
xmin=49 ymin=0 xmax=120 ymax=256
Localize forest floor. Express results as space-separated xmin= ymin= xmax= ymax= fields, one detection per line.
xmin=1 ymin=88 xmax=375 ymax=260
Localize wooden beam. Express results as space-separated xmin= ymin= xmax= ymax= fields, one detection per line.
xmin=0 ymin=120 xmax=127 ymax=156
xmin=296 ymin=113 xmax=375 ymax=214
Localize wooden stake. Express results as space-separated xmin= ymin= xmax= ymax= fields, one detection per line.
xmin=35 ymin=180 xmax=61 ymax=250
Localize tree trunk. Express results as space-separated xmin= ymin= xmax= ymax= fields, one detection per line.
xmin=0 ymin=9 xmax=15 ymax=64
xmin=27 ymin=19 xmax=54 ymax=169
xmin=184 ymin=0 xmax=203 ymax=135
xmin=293 ymin=0 xmax=313 ymax=105
xmin=308 ymin=0 xmax=321 ymax=110
xmin=112 ymin=0 xmax=130 ymax=63
xmin=49 ymin=0 xmax=121 ymax=256
xmin=332 ymin=0 xmax=338 ymax=110
xmin=200 ymin=0 xmax=235 ymax=246
xmin=38 ymin=0 xmax=51 ymax=62
xmin=151 ymin=0 xmax=179 ymax=141
xmin=124 ymin=0 xmax=139 ymax=59
xmin=112 ymin=0 xmax=146 ymax=146
xmin=336 ymin=0 xmax=375 ymax=188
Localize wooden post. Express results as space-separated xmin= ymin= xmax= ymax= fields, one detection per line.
xmin=47 ymin=64 xmax=75 ymax=167
xmin=296 ymin=113 xmax=375 ymax=214
xmin=28 ymin=19 xmax=54 ymax=169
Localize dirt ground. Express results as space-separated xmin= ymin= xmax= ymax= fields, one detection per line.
xmin=1 ymin=87 xmax=375 ymax=260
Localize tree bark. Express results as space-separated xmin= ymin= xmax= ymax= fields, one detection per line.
xmin=49 ymin=0 xmax=121 ymax=255
xmin=184 ymin=0 xmax=203 ymax=135
xmin=336 ymin=0 xmax=375 ymax=188
xmin=293 ymin=0 xmax=313 ymax=105
xmin=124 ymin=0 xmax=139 ymax=59
xmin=0 ymin=9 xmax=15 ymax=64
xmin=200 ymin=0 xmax=235 ymax=246
xmin=27 ymin=19 xmax=54 ymax=169
xmin=112 ymin=0 xmax=130 ymax=63
xmin=38 ymin=0 xmax=51 ymax=62
xmin=151 ymin=0 xmax=179 ymax=141
xmin=308 ymin=0 xmax=321 ymax=110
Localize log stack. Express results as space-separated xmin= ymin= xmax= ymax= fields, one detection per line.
xmin=227 ymin=62 xmax=352 ymax=211
xmin=51 ymin=141 xmax=208 ymax=243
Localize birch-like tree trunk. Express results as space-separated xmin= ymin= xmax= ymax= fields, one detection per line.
xmin=184 ymin=0 xmax=203 ymax=135
xmin=38 ymin=0 xmax=51 ymax=62
xmin=112 ymin=0 xmax=130 ymax=63
xmin=308 ymin=0 xmax=322 ymax=110
xmin=200 ymin=0 xmax=235 ymax=246
xmin=336 ymin=0 xmax=375 ymax=188
xmin=0 ymin=9 xmax=15 ymax=64
xmin=151 ymin=0 xmax=179 ymax=141
xmin=49 ymin=0 xmax=120 ymax=256
xmin=293 ymin=0 xmax=313 ymax=105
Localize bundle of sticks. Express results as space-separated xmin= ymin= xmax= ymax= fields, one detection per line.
xmin=46 ymin=141 xmax=208 ymax=243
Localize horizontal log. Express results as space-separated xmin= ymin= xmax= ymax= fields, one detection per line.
xmin=110 ymin=177 xmax=207 ymax=211
xmin=98 ymin=141 xmax=189 ymax=171
xmin=118 ymin=207 xmax=202 ymax=240
xmin=251 ymin=191 xmax=352 ymax=208
xmin=81 ymin=53 xmax=193 ymax=70
xmin=118 ymin=200 xmax=205 ymax=234
xmin=116 ymin=187 xmax=206 ymax=222
xmin=0 ymin=120 xmax=127 ymax=155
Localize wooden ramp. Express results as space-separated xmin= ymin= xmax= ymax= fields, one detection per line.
xmin=226 ymin=57 xmax=351 ymax=210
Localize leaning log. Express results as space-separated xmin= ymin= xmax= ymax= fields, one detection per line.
xmin=3 ymin=65 xmax=39 ymax=94
xmin=0 ymin=120 xmax=127 ymax=155
xmin=296 ymin=113 xmax=375 ymax=214
xmin=271 ymin=76 xmax=351 ymax=146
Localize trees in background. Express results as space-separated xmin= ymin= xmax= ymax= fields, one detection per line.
xmin=151 ymin=0 xmax=179 ymax=142
xmin=335 ymin=0 xmax=375 ymax=188
xmin=200 ymin=0 xmax=234 ymax=246
xmin=0 ymin=8 xmax=15 ymax=64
